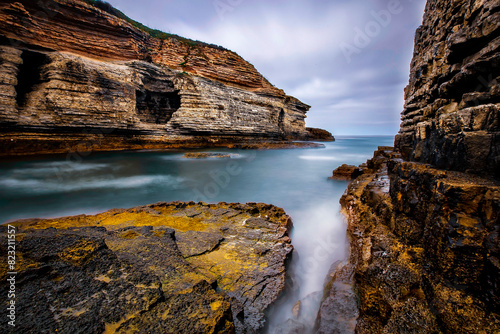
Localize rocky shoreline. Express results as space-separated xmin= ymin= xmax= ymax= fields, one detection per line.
xmin=319 ymin=0 xmax=500 ymax=332
xmin=0 ymin=0 xmax=498 ymax=333
xmin=0 ymin=202 xmax=293 ymax=334
xmin=320 ymin=147 xmax=500 ymax=333
xmin=0 ymin=137 xmax=327 ymax=158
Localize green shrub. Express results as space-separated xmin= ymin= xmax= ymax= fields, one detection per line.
xmin=81 ymin=0 xmax=228 ymax=51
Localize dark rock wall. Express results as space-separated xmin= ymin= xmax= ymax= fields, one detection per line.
xmin=395 ymin=0 xmax=500 ymax=178
xmin=320 ymin=1 xmax=500 ymax=333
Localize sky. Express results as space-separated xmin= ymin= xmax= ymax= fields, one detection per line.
xmin=105 ymin=0 xmax=427 ymax=136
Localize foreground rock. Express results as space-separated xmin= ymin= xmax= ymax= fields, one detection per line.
xmin=322 ymin=148 xmax=500 ymax=333
xmin=0 ymin=202 xmax=293 ymax=334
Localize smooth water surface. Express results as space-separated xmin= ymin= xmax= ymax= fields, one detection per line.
xmin=0 ymin=135 xmax=394 ymax=330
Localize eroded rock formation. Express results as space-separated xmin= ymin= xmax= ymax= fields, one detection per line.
xmin=395 ymin=0 xmax=500 ymax=178
xmin=325 ymin=148 xmax=500 ymax=333
xmin=329 ymin=163 xmax=365 ymax=181
xmin=0 ymin=202 xmax=293 ymax=334
xmin=319 ymin=0 xmax=500 ymax=333
xmin=305 ymin=127 xmax=336 ymax=141
xmin=0 ymin=0 xmax=318 ymax=156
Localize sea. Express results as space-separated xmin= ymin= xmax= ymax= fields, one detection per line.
xmin=0 ymin=135 xmax=394 ymax=332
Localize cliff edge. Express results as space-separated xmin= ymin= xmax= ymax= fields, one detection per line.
xmin=0 ymin=0 xmax=325 ymax=156
xmin=319 ymin=1 xmax=499 ymax=333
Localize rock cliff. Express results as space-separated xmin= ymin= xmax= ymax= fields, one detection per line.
xmin=0 ymin=0 xmax=319 ymax=156
xmin=0 ymin=202 xmax=293 ymax=334
xmin=395 ymin=0 xmax=500 ymax=178
xmin=319 ymin=0 xmax=500 ymax=333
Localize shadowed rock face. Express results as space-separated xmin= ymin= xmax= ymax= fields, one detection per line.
xmin=319 ymin=0 xmax=500 ymax=333
xmin=0 ymin=202 xmax=294 ymax=334
xmin=0 ymin=0 xmax=312 ymax=156
xmin=320 ymin=148 xmax=500 ymax=333
xmin=352 ymin=151 xmax=497 ymax=333
xmin=395 ymin=0 xmax=500 ymax=179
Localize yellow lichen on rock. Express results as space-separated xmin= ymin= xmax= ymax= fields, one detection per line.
xmin=3 ymin=201 xmax=292 ymax=334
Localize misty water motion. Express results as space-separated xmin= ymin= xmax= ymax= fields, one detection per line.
xmin=0 ymin=136 xmax=394 ymax=331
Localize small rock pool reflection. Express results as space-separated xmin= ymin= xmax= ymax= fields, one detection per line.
xmin=0 ymin=136 xmax=394 ymax=333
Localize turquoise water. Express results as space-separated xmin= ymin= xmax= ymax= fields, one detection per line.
xmin=0 ymin=135 xmax=394 ymax=330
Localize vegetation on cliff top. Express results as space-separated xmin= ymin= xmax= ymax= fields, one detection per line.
xmin=82 ymin=0 xmax=228 ymax=51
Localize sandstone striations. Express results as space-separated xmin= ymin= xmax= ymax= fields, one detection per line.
xmin=319 ymin=0 xmax=500 ymax=333
xmin=0 ymin=202 xmax=293 ymax=334
xmin=0 ymin=0 xmax=321 ymax=156
xmin=395 ymin=0 xmax=500 ymax=178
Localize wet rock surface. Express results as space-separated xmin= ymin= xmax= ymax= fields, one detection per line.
xmin=322 ymin=148 xmax=500 ymax=333
xmin=0 ymin=202 xmax=294 ymax=334
xmin=315 ymin=262 xmax=358 ymax=334
xmin=329 ymin=164 xmax=365 ymax=181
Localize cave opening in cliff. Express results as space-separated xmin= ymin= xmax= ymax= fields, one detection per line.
xmin=15 ymin=50 xmax=49 ymax=108
xmin=278 ymin=108 xmax=286 ymax=139
xmin=136 ymin=89 xmax=181 ymax=124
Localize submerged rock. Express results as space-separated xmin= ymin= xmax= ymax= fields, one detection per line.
xmin=273 ymin=318 xmax=308 ymax=334
xmin=272 ymin=291 xmax=324 ymax=333
xmin=225 ymin=141 xmax=325 ymax=150
xmin=0 ymin=202 xmax=294 ymax=334
xmin=183 ymin=152 xmax=232 ymax=159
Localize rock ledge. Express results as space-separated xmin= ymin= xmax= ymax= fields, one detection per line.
xmin=0 ymin=201 xmax=294 ymax=334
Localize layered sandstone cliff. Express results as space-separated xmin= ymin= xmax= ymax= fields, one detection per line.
xmin=320 ymin=1 xmax=500 ymax=333
xmin=0 ymin=0 xmax=316 ymax=156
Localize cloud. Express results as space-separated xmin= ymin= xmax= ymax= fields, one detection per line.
xmin=288 ymin=78 xmax=350 ymax=100
xmin=168 ymin=2 xmax=353 ymax=62
xmin=106 ymin=0 xmax=427 ymax=135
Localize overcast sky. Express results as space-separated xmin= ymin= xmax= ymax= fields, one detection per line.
xmin=105 ymin=0 xmax=427 ymax=136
